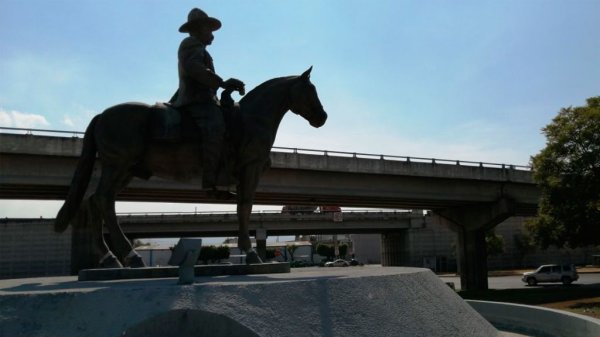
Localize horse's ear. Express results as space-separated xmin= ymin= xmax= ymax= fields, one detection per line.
xmin=300 ymin=66 xmax=313 ymax=81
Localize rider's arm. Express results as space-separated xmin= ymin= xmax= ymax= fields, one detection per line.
xmin=179 ymin=38 xmax=224 ymax=89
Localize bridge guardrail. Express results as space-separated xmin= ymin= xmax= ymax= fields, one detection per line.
xmin=0 ymin=126 xmax=531 ymax=171
xmin=114 ymin=209 xmax=415 ymax=217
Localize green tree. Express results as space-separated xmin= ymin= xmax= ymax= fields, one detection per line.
xmin=528 ymin=96 xmax=600 ymax=248
xmin=338 ymin=244 xmax=348 ymax=259
xmin=197 ymin=245 xmax=230 ymax=264
xmin=216 ymin=246 xmax=230 ymax=262
xmin=513 ymin=232 xmax=536 ymax=267
xmin=198 ymin=246 xmax=217 ymax=264
xmin=265 ymin=248 xmax=276 ymax=260
xmin=316 ymin=244 xmax=334 ymax=260
xmin=286 ymin=244 xmax=298 ymax=261
xmin=485 ymin=230 xmax=504 ymax=257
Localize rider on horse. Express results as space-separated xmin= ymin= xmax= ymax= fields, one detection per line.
xmin=170 ymin=8 xmax=244 ymax=193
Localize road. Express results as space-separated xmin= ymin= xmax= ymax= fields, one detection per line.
xmin=438 ymin=273 xmax=600 ymax=290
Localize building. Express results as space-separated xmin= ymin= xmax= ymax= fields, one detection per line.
xmin=220 ymin=240 xmax=313 ymax=264
xmin=0 ymin=218 xmax=71 ymax=279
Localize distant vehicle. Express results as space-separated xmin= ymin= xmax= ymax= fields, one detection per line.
xmin=281 ymin=205 xmax=341 ymax=214
xmin=522 ymin=264 xmax=579 ymax=286
xmin=290 ymin=260 xmax=311 ymax=268
xmin=349 ymin=258 xmax=362 ymax=266
xmin=325 ymin=259 xmax=350 ymax=267
xmin=281 ymin=205 xmax=318 ymax=214
xmin=318 ymin=206 xmax=342 ymax=213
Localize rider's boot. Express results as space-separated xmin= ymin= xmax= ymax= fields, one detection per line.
xmin=216 ymin=158 xmax=238 ymax=191
xmin=202 ymin=134 xmax=235 ymax=200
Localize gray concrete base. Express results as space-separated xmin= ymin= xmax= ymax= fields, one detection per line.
xmin=78 ymin=262 xmax=290 ymax=281
xmin=0 ymin=266 xmax=498 ymax=337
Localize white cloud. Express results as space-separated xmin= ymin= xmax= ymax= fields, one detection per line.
xmin=58 ymin=104 xmax=101 ymax=131
xmin=62 ymin=115 xmax=75 ymax=127
xmin=0 ymin=109 xmax=11 ymax=126
xmin=0 ymin=108 xmax=50 ymax=128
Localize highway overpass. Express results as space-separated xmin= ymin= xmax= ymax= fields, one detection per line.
xmin=0 ymin=131 xmax=538 ymax=213
xmin=0 ymin=129 xmax=541 ymax=290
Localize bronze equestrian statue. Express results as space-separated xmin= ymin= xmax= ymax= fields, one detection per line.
xmin=55 ymin=67 xmax=326 ymax=268
xmin=54 ymin=8 xmax=327 ymax=269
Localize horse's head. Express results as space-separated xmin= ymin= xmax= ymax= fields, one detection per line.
xmin=289 ymin=67 xmax=328 ymax=128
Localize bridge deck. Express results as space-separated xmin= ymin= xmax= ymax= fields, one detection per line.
xmin=0 ymin=133 xmax=539 ymax=214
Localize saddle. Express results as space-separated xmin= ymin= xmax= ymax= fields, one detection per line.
xmin=150 ymin=103 xmax=199 ymax=141
xmin=150 ymin=91 xmax=240 ymax=142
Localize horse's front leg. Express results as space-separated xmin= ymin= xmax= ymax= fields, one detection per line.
xmin=237 ymin=164 xmax=263 ymax=264
xmin=236 ymin=201 xmax=253 ymax=253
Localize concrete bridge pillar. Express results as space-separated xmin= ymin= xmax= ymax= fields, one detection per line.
xmin=455 ymin=227 xmax=488 ymax=290
xmin=380 ymin=231 xmax=411 ymax=266
xmin=436 ymin=197 xmax=515 ymax=290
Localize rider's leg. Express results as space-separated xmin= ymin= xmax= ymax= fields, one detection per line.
xmin=201 ymin=128 xmax=223 ymax=189
xmin=191 ymin=103 xmax=226 ymax=190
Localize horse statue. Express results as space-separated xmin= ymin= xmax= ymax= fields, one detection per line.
xmin=54 ymin=67 xmax=327 ymax=269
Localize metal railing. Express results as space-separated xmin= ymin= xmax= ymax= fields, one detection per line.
xmin=0 ymin=126 xmax=531 ymax=170
xmin=2 ymin=209 xmax=416 ymax=221
xmin=115 ymin=209 xmax=413 ymax=217
xmin=0 ymin=126 xmax=84 ymax=137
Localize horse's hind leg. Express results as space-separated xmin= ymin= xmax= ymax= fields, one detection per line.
xmin=94 ymin=164 xmax=146 ymax=268
xmin=72 ymin=195 xmax=122 ymax=270
xmin=87 ymin=196 xmax=122 ymax=268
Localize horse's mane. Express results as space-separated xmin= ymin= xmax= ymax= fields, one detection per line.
xmin=239 ymin=75 xmax=296 ymax=106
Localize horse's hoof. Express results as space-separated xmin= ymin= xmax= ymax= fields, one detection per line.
xmin=245 ymin=250 xmax=263 ymax=265
xmin=125 ymin=255 xmax=146 ymax=268
xmin=99 ymin=254 xmax=123 ymax=268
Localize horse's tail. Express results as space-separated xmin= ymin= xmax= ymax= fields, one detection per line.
xmin=55 ymin=115 xmax=99 ymax=233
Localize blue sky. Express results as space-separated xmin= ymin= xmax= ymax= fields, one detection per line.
xmin=1 ymin=1 xmax=600 ymax=223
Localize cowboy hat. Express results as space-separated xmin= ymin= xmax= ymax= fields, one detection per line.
xmin=179 ymin=8 xmax=221 ymax=33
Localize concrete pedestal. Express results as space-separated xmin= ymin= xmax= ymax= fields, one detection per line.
xmin=0 ymin=267 xmax=498 ymax=337
xmin=78 ymin=262 xmax=290 ymax=281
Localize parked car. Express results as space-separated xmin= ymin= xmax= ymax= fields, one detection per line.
xmin=290 ymin=260 xmax=311 ymax=268
xmin=324 ymin=259 xmax=350 ymax=267
xmin=522 ymin=264 xmax=579 ymax=286
xmin=349 ymin=258 xmax=362 ymax=266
